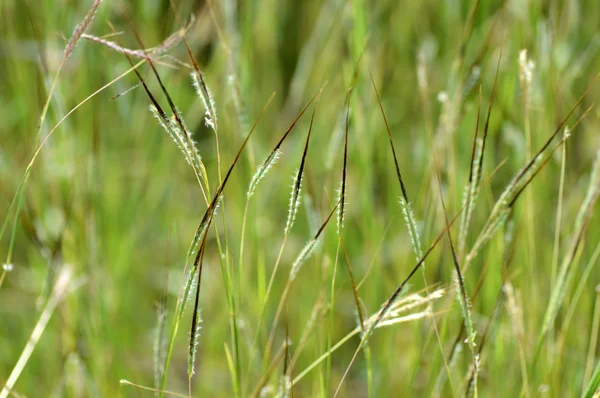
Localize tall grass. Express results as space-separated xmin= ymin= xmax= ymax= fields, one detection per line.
xmin=2 ymin=1 xmax=600 ymax=397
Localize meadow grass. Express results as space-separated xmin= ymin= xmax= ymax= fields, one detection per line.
xmin=1 ymin=0 xmax=600 ymax=397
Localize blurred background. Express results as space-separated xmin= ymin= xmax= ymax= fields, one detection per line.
xmin=1 ymin=0 xmax=600 ymax=397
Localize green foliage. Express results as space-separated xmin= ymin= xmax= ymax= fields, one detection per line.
xmin=1 ymin=0 xmax=600 ymax=397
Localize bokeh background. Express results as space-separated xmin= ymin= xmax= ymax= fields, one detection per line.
xmin=1 ymin=0 xmax=600 ymax=397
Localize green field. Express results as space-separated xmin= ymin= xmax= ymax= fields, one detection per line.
xmin=1 ymin=0 xmax=600 ymax=397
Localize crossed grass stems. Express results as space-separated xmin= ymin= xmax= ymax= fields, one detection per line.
xmin=2 ymin=2 xmax=600 ymax=397
xmin=110 ymin=38 xmax=600 ymax=397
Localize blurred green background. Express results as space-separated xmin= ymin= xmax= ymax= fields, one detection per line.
xmin=1 ymin=0 xmax=600 ymax=397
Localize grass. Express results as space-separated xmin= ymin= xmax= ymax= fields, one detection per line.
xmin=1 ymin=0 xmax=600 ymax=397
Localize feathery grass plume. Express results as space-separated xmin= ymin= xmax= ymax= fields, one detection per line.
xmin=335 ymin=204 xmax=467 ymax=396
xmin=458 ymin=86 xmax=483 ymax=258
xmin=465 ymin=71 xmax=599 ymax=255
xmin=464 ymin=274 xmax=510 ymax=397
xmin=243 ymin=87 xmax=325 ymax=387
xmin=117 ymin=28 xmax=212 ymax=203
xmin=336 ymin=89 xmax=351 ymax=236
xmin=83 ymin=16 xmax=194 ymax=58
xmin=290 ymin=288 xmax=446 ymax=387
xmin=118 ymin=4 xmax=214 ymax=197
xmin=64 ymin=0 xmax=103 ymax=60
xmin=537 ymin=150 xmax=600 ymax=349
xmin=247 ymin=85 xmax=325 ymax=200
xmin=153 ymin=304 xmax=167 ymax=396
xmin=432 ymin=157 xmax=479 ymax=393
xmin=192 ymin=72 xmax=218 ymax=131
xmin=243 ymin=85 xmax=325 ymax=313
xmin=188 ymin=307 xmax=203 ymax=377
xmin=459 ymin=47 xmax=504 ymax=246
xmin=285 ymin=101 xmax=318 ymax=235
xmin=366 ymin=56 xmax=457 ymax=397
xmin=466 ymin=101 xmax=594 ymax=268
xmin=289 ymin=239 xmax=319 ymax=282
xmin=443 ymin=243 xmax=512 ymax=398
xmin=290 ymin=199 xmax=340 ymax=281
xmin=82 ymin=34 xmax=152 ymax=59
xmin=148 ymin=105 xmax=209 ymax=187
xmin=247 ymin=150 xmax=281 ymax=198
xmin=160 ymin=93 xmax=275 ymax=394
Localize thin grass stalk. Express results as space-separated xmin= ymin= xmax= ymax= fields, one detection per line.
xmin=325 ymin=89 xmax=351 ymax=394
xmin=367 ymin=59 xmax=456 ymax=396
xmin=119 ymin=379 xmax=189 ymax=398
xmin=242 ymin=87 xmax=324 ymax=391
xmin=548 ymin=126 xmax=569 ymax=360
xmin=1 ymin=0 xmax=103 ymax=288
xmin=518 ymin=48 xmax=539 ymax=321
xmin=556 ymin=240 xmax=600 ymax=366
xmin=264 ymin=200 xmax=341 ymax=365
xmin=433 ymin=168 xmax=478 ymax=395
xmin=160 ymin=94 xmax=275 ymax=396
xmin=582 ymin=360 xmax=600 ymax=398
xmin=334 ymin=204 xmax=467 ymax=397
xmin=504 ymin=283 xmax=530 ymax=397
xmin=457 ymin=87 xmax=483 ymax=259
xmin=159 ymin=12 xmax=239 ymax=387
xmin=291 ymin=288 xmax=445 ymax=389
xmin=435 ymin=210 xmax=516 ymax=397
xmin=583 ymin=288 xmax=600 ymax=392
xmin=153 ymin=304 xmax=167 ymax=396
xmin=465 ymin=105 xmax=593 ymax=270
xmin=0 ymin=59 xmax=147 ymax=293
xmin=0 ymin=267 xmax=74 ymax=398
xmin=290 ymin=290 xmax=328 ymax=369
xmin=535 ymin=150 xmax=600 ymax=357
xmin=249 ymin=342 xmax=287 ymax=398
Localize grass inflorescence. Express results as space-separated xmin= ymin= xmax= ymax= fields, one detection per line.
xmin=2 ymin=1 xmax=600 ymax=398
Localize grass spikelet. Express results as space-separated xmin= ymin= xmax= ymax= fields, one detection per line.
xmin=188 ymin=308 xmax=203 ymax=377
xmin=285 ymin=101 xmax=318 ymax=235
xmin=257 ymin=89 xmax=323 ymax=289
xmin=432 ymin=157 xmax=478 ymax=393
xmin=336 ymin=89 xmax=351 ymax=237
xmin=148 ymin=104 xmax=207 ymax=187
xmin=192 ymin=71 xmax=218 ymax=131
xmin=247 ymin=84 xmax=325 ymax=201
xmin=398 ymin=197 xmax=422 ymax=260
xmin=160 ymin=93 xmax=275 ymax=395
xmin=292 ymin=199 xmax=340 ymax=280
xmin=291 ymin=288 xmax=446 ymax=386
xmin=247 ymin=150 xmax=281 ymax=198
xmin=83 ymin=17 xmax=193 ymax=59
xmin=458 ymin=87 xmax=483 ymax=258
xmin=334 ymin=205 xmax=466 ymax=396
xmin=289 ymin=238 xmax=319 ymax=282
xmin=64 ymin=0 xmax=103 ymax=60
xmin=466 ymin=100 xmax=594 ymax=269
